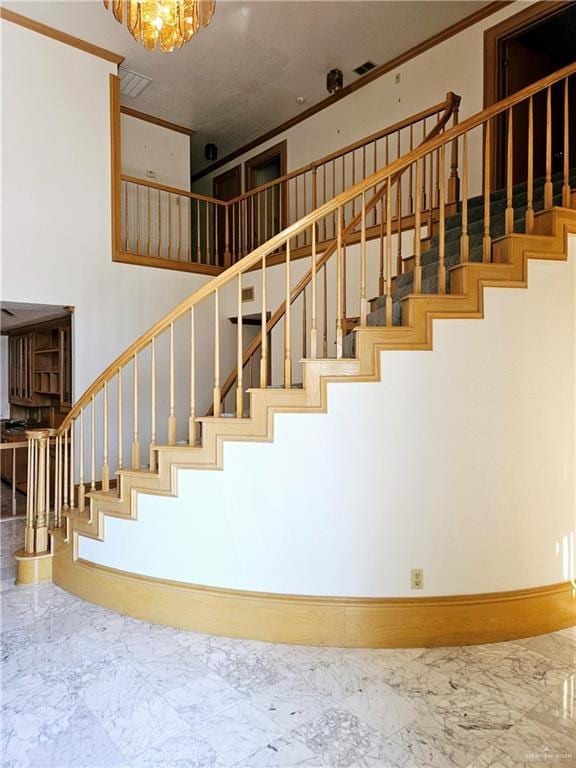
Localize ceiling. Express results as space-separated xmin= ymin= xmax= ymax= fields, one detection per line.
xmin=4 ymin=0 xmax=489 ymax=171
xmin=0 ymin=302 xmax=71 ymax=333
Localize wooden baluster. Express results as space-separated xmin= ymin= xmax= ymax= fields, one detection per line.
xmin=132 ymin=354 xmax=139 ymax=469
xmin=168 ymin=193 xmax=173 ymax=259
xmin=428 ymin=149 xmax=434 ymax=229
xmin=397 ymin=175 xmax=403 ymax=276
xmin=409 ymin=124 xmax=414 ymax=213
xmin=362 ymin=144 xmax=366 ymax=185
xmin=260 ymin=254 xmax=268 ymax=387
xmin=385 ymin=179 xmax=393 ymax=324
xmin=224 ymin=204 xmax=230 ymax=266
xmin=336 ymin=207 xmax=343 ymax=358
xmin=45 ymin=433 xmax=50 ymax=530
xmin=178 ymin=196 xmax=183 ymax=260
xmin=505 ymin=108 xmax=514 ymax=235
xmin=360 ymin=192 xmax=367 ymax=325
xmin=435 ymin=145 xmax=440 ymax=208
xmin=55 ymin=435 xmax=61 ymax=526
xmin=102 ymin=381 xmax=109 ymax=492
xmin=196 ymin=200 xmax=201 ymax=262
xmin=69 ymin=422 xmax=74 ymax=510
xmin=374 ymin=139 xmax=379 ymax=226
xmin=206 ymin=199 xmax=211 ymax=263
xmin=157 ymin=189 xmax=162 ymax=258
xmin=483 ymin=119 xmax=492 ymax=262
xmin=213 ymin=291 xmax=221 ymax=416
xmin=438 ymin=144 xmax=446 ymax=293
xmin=342 ymin=241 xmax=347 ymax=330
xmin=124 ymin=181 xmax=128 ymax=250
xmin=311 ymin=225 xmax=318 ymax=356
xmin=322 ymin=164 xmax=327 ymax=240
xmin=448 ymin=96 xmax=461 ymax=204
xmin=250 ymin=195 xmax=254 ymax=252
xmin=243 ymin=198 xmax=248 ymax=256
xmin=295 ymin=177 xmax=299 ymax=241
xmin=379 ymin=195 xmax=385 ymax=295
xmin=236 ymin=274 xmax=244 ymax=417
xmin=25 ymin=438 xmax=34 ymax=552
xmin=189 ymin=308 xmax=196 ymax=444
xmin=147 ymin=187 xmax=151 ymax=256
xmin=232 ymin=204 xmax=236 ymax=262
xmin=352 ymin=151 xmax=356 ymax=217
xmin=421 ymin=120 xmax=427 ymax=211
xmin=90 ymin=394 xmax=96 ymax=490
xmin=113 ymin=379 xmax=122 ymax=493
xmin=563 ymin=78 xmax=571 ymax=207
xmin=545 ymin=86 xmax=553 ymax=209
xmin=413 ymin=159 xmax=422 ymax=293
xmin=78 ymin=409 xmax=85 ymax=511
xmin=150 ymin=338 xmax=156 ymax=471
xmin=461 ymin=134 xmax=470 ymax=261
xmin=264 ymin=187 xmax=268 ymax=242
xmin=312 ymin=167 xmax=318 ymax=243
xmin=322 ymin=262 xmax=328 ymax=357
xmin=188 ymin=199 xmax=192 ymax=262
xmin=302 ymin=288 xmax=307 ymax=359
xmin=136 ymin=184 xmax=140 ymax=254
xmin=303 ymin=174 xmax=307 ymax=242
xmin=63 ymin=425 xmax=69 ymax=510
xmin=168 ymin=323 xmax=176 ymax=444
xmin=284 ymin=240 xmax=292 ymax=386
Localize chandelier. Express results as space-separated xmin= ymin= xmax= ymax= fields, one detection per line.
xmin=103 ymin=0 xmax=216 ymax=53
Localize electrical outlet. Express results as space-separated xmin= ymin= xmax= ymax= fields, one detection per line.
xmin=411 ymin=569 xmax=424 ymax=590
xmin=395 ymin=72 xmax=401 ymax=85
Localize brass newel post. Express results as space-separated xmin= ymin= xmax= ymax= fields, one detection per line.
xmin=447 ymin=93 xmax=461 ymax=206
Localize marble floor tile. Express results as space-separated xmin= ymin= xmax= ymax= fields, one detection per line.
xmin=130 ymin=730 xmax=227 ymax=768
xmin=293 ymin=707 xmax=382 ymax=767
xmin=339 ymin=677 xmax=420 ymax=737
xmin=234 ymin=735 xmax=325 ymax=767
xmin=197 ymin=698 xmax=283 ymax=765
xmin=491 ymin=715 xmax=576 ymax=766
xmin=1 ymin=569 xmax=574 ymax=768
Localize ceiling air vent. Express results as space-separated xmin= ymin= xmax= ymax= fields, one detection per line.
xmin=353 ymin=60 xmax=377 ymax=76
xmin=119 ymin=67 xmax=153 ymax=98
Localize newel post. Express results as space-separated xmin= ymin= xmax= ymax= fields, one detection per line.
xmin=447 ymin=92 xmax=462 ymax=206
xmin=14 ymin=429 xmax=54 ymax=585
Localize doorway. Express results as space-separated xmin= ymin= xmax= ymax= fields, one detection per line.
xmin=245 ymin=141 xmax=287 ymax=245
xmin=213 ymin=165 xmax=241 ymax=264
xmin=485 ymin=1 xmax=576 ymax=188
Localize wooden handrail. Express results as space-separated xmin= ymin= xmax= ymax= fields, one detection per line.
xmin=59 ymin=58 xmax=576 ymax=433
xmin=225 ymin=94 xmax=457 ymax=206
xmin=216 ymin=97 xmax=458 ymax=406
xmin=120 ymin=174 xmax=226 ymax=207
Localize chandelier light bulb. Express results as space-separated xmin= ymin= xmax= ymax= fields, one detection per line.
xmin=103 ymin=0 xmax=216 ymax=53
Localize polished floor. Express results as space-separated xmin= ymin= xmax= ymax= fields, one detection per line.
xmin=1 ymin=519 xmax=575 ymax=768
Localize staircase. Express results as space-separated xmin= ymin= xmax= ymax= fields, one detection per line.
xmin=16 ymin=60 xmax=576 ymax=647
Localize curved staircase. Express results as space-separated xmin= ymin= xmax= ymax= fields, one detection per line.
xmin=17 ymin=61 xmax=576 ymax=647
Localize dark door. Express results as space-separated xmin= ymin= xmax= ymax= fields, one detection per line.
xmin=213 ymin=165 xmax=241 ymax=265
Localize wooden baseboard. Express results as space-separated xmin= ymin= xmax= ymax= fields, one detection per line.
xmin=52 ymin=542 xmax=575 ymax=647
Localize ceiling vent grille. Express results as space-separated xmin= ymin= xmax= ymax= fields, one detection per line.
xmin=119 ymin=67 xmax=153 ymax=98
xmin=353 ymin=60 xmax=377 ymax=76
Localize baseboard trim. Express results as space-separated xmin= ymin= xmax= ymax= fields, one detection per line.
xmin=53 ymin=544 xmax=575 ymax=647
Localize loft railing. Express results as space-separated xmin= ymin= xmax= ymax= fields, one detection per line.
xmin=22 ymin=61 xmax=576 ymax=556
xmin=116 ymin=91 xmax=459 ymax=272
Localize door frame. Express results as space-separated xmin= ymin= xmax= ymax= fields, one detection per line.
xmin=484 ymin=0 xmax=573 ymax=188
xmin=244 ymin=140 xmax=288 ymax=232
xmin=212 ymin=164 xmax=242 ymax=200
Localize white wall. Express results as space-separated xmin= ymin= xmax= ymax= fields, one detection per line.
xmin=80 ymin=236 xmax=576 ymax=598
xmin=0 ymin=337 xmax=9 ymax=419
xmin=0 ymin=20 xmax=209 ymax=406
xmin=193 ymin=1 xmax=535 ymax=200
xmin=121 ymin=114 xmax=190 ymax=190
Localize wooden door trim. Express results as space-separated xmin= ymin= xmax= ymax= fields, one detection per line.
xmin=483 ymin=0 xmax=574 ymax=108
xmin=244 ymin=140 xmax=288 ymax=192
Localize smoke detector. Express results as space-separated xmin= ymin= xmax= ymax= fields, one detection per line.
xmin=119 ymin=67 xmax=153 ymax=98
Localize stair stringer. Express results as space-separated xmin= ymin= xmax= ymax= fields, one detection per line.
xmin=59 ymin=205 xmax=576 ymax=566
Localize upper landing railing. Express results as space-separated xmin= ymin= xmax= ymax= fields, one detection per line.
xmin=116 ymin=90 xmax=460 ymax=273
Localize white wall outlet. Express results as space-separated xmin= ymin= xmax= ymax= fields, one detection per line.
xmin=395 ymin=72 xmax=401 ymax=85
xmin=411 ymin=569 xmax=424 ymax=589
xmin=146 ymin=169 xmax=156 ymax=179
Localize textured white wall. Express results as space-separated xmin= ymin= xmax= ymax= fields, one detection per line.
xmin=121 ymin=114 xmax=190 ymax=190
xmin=79 ymin=236 xmax=576 ymax=598
xmin=0 ymin=20 xmax=208 ymax=404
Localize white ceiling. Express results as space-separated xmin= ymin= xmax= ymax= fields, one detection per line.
xmin=4 ymin=0 xmax=488 ymax=171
